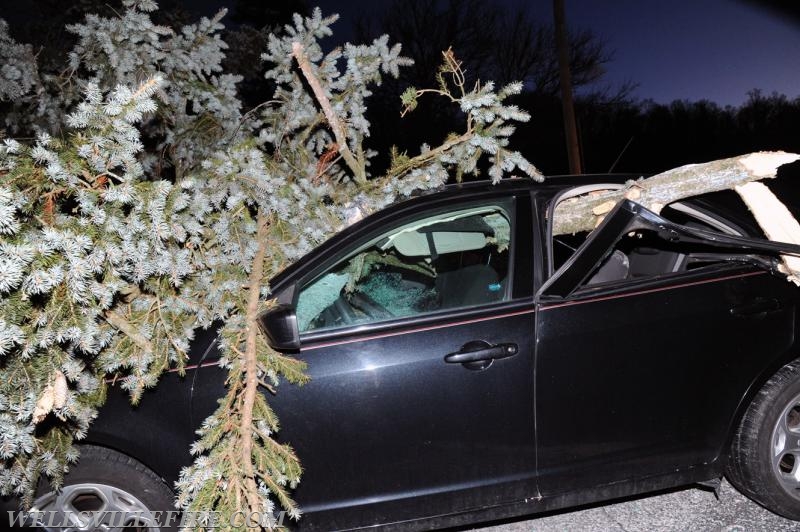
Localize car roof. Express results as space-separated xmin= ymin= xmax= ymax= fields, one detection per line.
xmin=440 ymin=173 xmax=642 ymax=193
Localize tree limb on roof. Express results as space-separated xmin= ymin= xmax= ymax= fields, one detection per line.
xmin=553 ymin=151 xmax=799 ymax=235
xmin=553 ymin=151 xmax=800 ymax=281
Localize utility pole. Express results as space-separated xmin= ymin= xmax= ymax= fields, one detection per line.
xmin=553 ymin=0 xmax=583 ymax=174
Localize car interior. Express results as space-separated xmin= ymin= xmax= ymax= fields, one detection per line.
xmin=296 ymin=206 xmax=512 ymax=332
xmin=551 ymin=195 xmax=757 ymax=288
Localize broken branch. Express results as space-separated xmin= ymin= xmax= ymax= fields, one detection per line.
xmin=239 ymin=210 xmax=270 ymax=515
xmin=736 ymin=181 xmax=800 ymax=284
xmin=103 ymin=309 xmax=154 ymax=355
xmin=553 ymin=151 xmax=800 ymax=235
xmin=291 ymin=42 xmax=366 ymax=184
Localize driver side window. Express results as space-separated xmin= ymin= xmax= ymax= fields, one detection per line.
xmin=296 ymin=204 xmax=512 ymax=333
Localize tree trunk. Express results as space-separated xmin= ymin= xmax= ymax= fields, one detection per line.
xmin=553 ymin=0 xmax=582 ymax=174
xmin=553 ymin=151 xmax=800 ymax=235
xmin=736 ymin=181 xmax=800 ymax=284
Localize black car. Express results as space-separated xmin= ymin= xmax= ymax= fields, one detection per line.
xmin=15 ymin=175 xmax=800 ymax=531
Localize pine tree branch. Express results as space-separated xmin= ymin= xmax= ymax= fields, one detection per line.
xmin=131 ymin=77 xmax=162 ymax=101
xmin=553 ymin=151 xmax=800 ymax=235
xmin=384 ymin=131 xmax=473 ymax=181
xmin=291 ymin=41 xmax=367 ymax=184
xmin=239 ymin=210 xmax=270 ymax=515
xmin=103 ymin=309 xmax=154 ymax=355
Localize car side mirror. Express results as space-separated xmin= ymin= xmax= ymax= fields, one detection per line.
xmin=257 ymin=304 xmax=300 ymax=351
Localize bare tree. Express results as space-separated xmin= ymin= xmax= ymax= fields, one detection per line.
xmin=358 ymin=0 xmax=613 ymax=95
xmin=357 ymin=0 xmax=499 ymax=87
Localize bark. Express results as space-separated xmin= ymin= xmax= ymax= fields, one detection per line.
xmin=291 ymin=42 xmax=366 ymax=184
xmin=103 ymin=309 xmax=154 ymax=355
xmin=553 ymin=0 xmax=582 ymax=174
xmin=240 ymin=210 xmax=270 ymax=515
xmin=553 ymin=151 xmax=800 ymax=235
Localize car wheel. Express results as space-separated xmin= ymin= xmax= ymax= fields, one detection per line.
xmin=29 ymin=445 xmax=175 ymax=531
xmin=728 ymin=358 xmax=800 ymax=520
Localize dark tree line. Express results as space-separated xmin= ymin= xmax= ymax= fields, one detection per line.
xmin=569 ymin=90 xmax=800 ymax=175
xmin=351 ymin=0 xmax=625 ymax=177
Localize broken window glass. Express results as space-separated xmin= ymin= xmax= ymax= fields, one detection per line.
xmin=296 ymin=204 xmax=513 ymax=333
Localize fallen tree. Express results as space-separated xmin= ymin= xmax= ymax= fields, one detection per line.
xmin=553 ymin=151 xmax=800 ymax=281
xmin=0 ymin=4 xmax=540 ymax=524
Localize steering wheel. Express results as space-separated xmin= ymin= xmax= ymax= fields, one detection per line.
xmin=349 ymin=290 xmax=395 ymax=320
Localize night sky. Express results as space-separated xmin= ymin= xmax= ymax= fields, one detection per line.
xmin=308 ymin=0 xmax=800 ymax=107
xmin=560 ymin=0 xmax=800 ymax=106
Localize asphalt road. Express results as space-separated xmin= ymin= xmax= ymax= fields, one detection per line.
xmin=473 ymin=480 xmax=799 ymax=531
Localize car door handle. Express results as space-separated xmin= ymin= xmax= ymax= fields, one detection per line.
xmin=444 ymin=340 xmax=519 ymax=364
xmin=730 ymin=298 xmax=781 ymax=318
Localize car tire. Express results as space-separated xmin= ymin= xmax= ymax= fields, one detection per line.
xmin=29 ymin=445 xmax=176 ymax=531
xmin=728 ymin=358 xmax=800 ymax=520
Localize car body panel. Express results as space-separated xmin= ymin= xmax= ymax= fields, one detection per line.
xmin=535 ymin=265 xmax=797 ymax=495
xmin=59 ymin=177 xmax=800 ymax=531
xmin=283 ymin=308 xmax=536 ymax=530
xmin=86 ymin=325 xmax=222 ymax=485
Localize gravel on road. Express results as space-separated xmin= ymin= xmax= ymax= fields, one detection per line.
xmin=473 ymin=480 xmax=799 ymax=531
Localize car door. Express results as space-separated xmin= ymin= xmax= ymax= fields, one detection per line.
xmin=193 ymin=191 xmax=539 ymax=530
xmin=534 ymin=199 xmax=800 ymax=498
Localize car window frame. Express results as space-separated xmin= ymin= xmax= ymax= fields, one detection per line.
xmin=565 ymin=202 xmax=758 ymax=292
xmin=294 ymin=194 xmax=531 ymax=344
xmin=544 ymin=185 xmax=754 ymax=281
xmin=545 ymin=183 xmax=625 ymax=278
xmin=539 ymin=198 xmax=800 ymax=301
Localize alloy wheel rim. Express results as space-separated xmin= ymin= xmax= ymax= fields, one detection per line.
xmin=29 ymin=482 xmax=160 ymax=531
xmin=771 ymin=393 xmax=800 ymax=501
